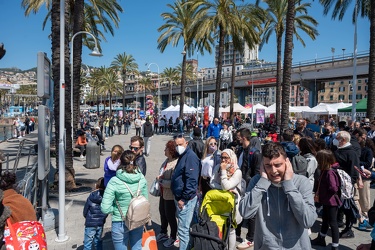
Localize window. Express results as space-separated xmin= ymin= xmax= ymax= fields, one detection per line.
xmin=291 ymin=92 xmax=294 ymax=96
xmin=329 ymin=82 xmax=335 ymax=85
xmin=340 ymin=81 xmax=344 ymax=84
xmin=208 ymin=70 xmax=211 ymax=73
xmin=320 ymin=89 xmax=325 ymax=93
xmin=365 ymin=79 xmax=368 ymax=83
xmin=358 ymin=86 xmax=362 ymax=91
xmin=358 ymin=80 xmax=362 ymax=83
xmin=291 ymin=98 xmax=295 ymax=102
xmin=226 ymin=68 xmax=230 ymax=71
xmin=339 ymin=87 xmax=345 ymax=92
xmin=330 ymin=88 xmax=334 ymax=92
xmin=349 ymin=95 xmax=352 ymax=100
xmin=320 ymin=96 xmax=324 ymax=101
xmin=365 ymin=86 xmax=368 ymax=91
xmin=330 ymin=95 xmax=333 ymax=100
xmin=291 ymin=86 xmax=295 ymax=91
xmin=300 ymin=98 xmax=304 ymax=102
xmin=338 ymin=95 xmax=345 ymax=100
xmin=213 ymin=70 xmax=215 ymax=73
xmin=356 ymin=94 xmax=362 ymax=99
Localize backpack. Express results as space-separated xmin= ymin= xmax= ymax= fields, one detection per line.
xmin=334 ymin=168 xmax=354 ymax=199
xmin=291 ymin=153 xmax=309 ymax=177
xmin=109 ymin=119 xmax=114 ymax=127
xmin=117 ymin=181 xmax=151 ymax=231
xmin=190 ymin=219 xmax=225 ymax=250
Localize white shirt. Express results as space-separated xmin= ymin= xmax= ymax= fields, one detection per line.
xmin=201 ymin=155 xmax=214 ymax=178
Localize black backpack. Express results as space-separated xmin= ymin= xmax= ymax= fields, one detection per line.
xmin=190 ymin=210 xmax=225 ymax=250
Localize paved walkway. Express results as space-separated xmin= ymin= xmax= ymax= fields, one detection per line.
xmin=1 ymin=128 xmax=373 ymax=250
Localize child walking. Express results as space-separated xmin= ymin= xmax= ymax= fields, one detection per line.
xmin=83 ymin=177 xmax=107 ymax=250
xmin=311 ymin=150 xmax=342 ymax=250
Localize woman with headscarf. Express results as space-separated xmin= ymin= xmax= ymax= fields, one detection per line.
xmin=210 ymin=148 xmax=243 ymax=250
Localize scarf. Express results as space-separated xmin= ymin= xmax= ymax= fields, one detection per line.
xmin=221 ymin=148 xmax=239 ymax=177
xmin=107 ymin=158 xmax=121 ymax=171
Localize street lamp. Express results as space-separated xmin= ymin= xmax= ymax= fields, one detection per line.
xmin=70 ymin=31 xmax=102 ymax=136
xmin=185 ymin=87 xmax=191 ymax=106
xmin=222 ymin=82 xmax=229 ymax=107
xmin=147 ymin=63 xmax=160 ymax=113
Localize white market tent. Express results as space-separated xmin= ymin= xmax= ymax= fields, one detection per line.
xmin=221 ymin=103 xmax=246 ymax=113
xmin=302 ymin=102 xmax=351 ymax=116
xmin=265 ymin=104 xmax=311 ymax=115
xmin=241 ymin=103 xmax=267 ymax=114
xmin=172 ymin=104 xmax=197 ymax=113
xmin=163 ymin=105 xmax=175 ymax=112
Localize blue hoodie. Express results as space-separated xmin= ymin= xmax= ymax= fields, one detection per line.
xmin=281 ymin=141 xmax=300 ymax=160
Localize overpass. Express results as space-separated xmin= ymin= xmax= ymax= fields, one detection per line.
xmin=121 ymin=52 xmax=371 ymax=110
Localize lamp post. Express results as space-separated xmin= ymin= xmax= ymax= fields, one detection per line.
xmin=147 ymin=63 xmax=160 ymax=113
xmin=70 ymin=31 xmax=101 ymax=136
xmin=342 ymin=48 xmax=346 ymax=58
xmin=185 ymin=87 xmax=191 ymax=106
xmin=56 ymin=0 xmax=68 ymax=242
xmin=222 ymin=82 xmax=229 ymax=107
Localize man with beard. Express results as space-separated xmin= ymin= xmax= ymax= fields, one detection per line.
xmin=294 ymin=118 xmax=315 ymax=140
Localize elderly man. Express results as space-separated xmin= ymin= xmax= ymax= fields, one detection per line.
xmin=171 ymin=135 xmax=200 ymax=250
xmin=333 ymin=130 xmax=360 ymax=238
xmin=239 ymin=142 xmax=317 ymax=250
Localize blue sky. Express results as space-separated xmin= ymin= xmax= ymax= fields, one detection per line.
xmin=0 ymin=0 xmax=370 ymax=72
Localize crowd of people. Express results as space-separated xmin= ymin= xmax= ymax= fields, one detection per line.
xmin=5 ymin=109 xmax=375 ymax=250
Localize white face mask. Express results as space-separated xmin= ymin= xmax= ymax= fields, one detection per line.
xmin=333 ymin=139 xmax=339 ymax=146
xmin=176 ymin=145 xmax=186 ymax=155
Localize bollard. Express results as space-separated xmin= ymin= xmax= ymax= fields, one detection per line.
xmin=86 ymin=140 xmax=100 ymax=169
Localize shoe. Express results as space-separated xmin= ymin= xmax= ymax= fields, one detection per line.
xmin=80 ymin=155 xmax=84 ymax=159
xmin=156 ymin=233 xmax=169 ymax=242
xmin=18 ymin=136 xmax=22 ymax=139
xmin=339 ymin=229 xmax=354 ymax=238
xmin=236 ymin=236 xmax=243 ymax=243
xmin=163 ymin=238 xmax=176 ymax=248
xmin=337 ymin=221 xmax=345 ymax=228
xmin=173 ymin=238 xmax=180 ymax=247
xmin=358 ymin=220 xmax=370 ymax=231
xmin=310 ymin=234 xmax=326 ymax=247
xmin=237 ymin=239 xmax=254 ymax=249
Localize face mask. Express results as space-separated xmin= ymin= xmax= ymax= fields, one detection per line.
xmin=176 ymin=145 xmax=186 ymax=155
xmin=209 ymin=145 xmax=217 ymax=152
xmin=333 ymin=139 xmax=339 ymax=146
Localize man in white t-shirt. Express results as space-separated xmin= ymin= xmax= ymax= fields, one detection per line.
xmin=134 ymin=117 xmax=142 ymax=136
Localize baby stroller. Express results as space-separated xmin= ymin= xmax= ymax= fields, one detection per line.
xmin=190 ymin=189 xmax=236 ymax=250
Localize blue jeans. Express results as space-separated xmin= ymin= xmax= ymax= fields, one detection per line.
xmin=175 ymin=196 xmax=197 ymax=250
xmin=83 ymin=226 xmax=103 ymax=250
xmin=112 ymin=221 xmax=143 ymax=250
xmin=105 ymin=126 xmax=109 ymax=137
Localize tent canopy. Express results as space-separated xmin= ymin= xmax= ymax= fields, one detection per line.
xmin=221 ymin=103 xmax=245 ymax=113
xmin=241 ymin=103 xmax=267 ymax=114
xmin=338 ymin=98 xmax=367 ymax=113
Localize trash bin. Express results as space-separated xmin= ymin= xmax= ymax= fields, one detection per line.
xmin=86 ymin=140 xmax=100 ymax=169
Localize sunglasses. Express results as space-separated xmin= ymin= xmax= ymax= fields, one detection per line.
xmin=173 ymin=134 xmax=184 ymax=139
xmin=129 ymin=146 xmax=140 ymax=151
xmin=209 ymin=142 xmax=217 ymax=146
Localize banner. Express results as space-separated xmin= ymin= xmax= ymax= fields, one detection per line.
xmin=256 ymin=109 xmax=265 ymax=124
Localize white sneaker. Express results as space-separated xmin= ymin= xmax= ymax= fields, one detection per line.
xmin=80 ymin=155 xmax=84 ymax=159
xmin=173 ymin=238 xmax=180 ymax=247
xmin=237 ymin=239 xmax=254 ymax=249
xmin=18 ymin=136 xmax=23 ymax=139
xmin=163 ymin=238 xmax=176 ymax=248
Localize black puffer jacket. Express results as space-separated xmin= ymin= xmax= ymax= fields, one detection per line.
xmin=83 ymin=189 xmax=107 ymax=227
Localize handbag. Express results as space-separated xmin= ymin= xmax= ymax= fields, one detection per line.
xmin=4 ymin=219 xmax=48 ymax=250
xmin=314 ymin=172 xmax=323 ymax=203
xmin=142 ymin=227 xmax=158 ymax=250
xmin=149 ymin=179 xmax=160 ymax=197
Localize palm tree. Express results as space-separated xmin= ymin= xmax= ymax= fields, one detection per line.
xmin=21 ymin=0 xmax=123 ymax=189
xmin=111 ymin=52 xmax=138 ymax=116
xmin=158 ymin=0 xmax=213 ymax=119
xmin=161 ymin=67 xmax=180 ymax=106
xmin=92 ymin=66 xmax=122 ymax=115
xmin=189 ymin=0 xmax=247 ymax=118
xmin=319 ymin=0 xmax=372 ymax=118
xmin=256 ymin=0 xmax=318 ymax=127
xmin=281 ymin=0 xmax=296 ymax=129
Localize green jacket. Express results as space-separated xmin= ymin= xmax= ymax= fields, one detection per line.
xmin=101 ymin=169 xmax=148 ymax=222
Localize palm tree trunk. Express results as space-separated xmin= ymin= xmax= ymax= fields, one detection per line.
xmin=169 ymin=81 xmax=172 ymax=106
xmin=276 ymin=32 xmax=282 ymax=127
xmin=281 ymin=0 xmax=295 ymax=130
xmin=179 ymin=51 xmax=187 ymax=119
xmin=230 ymin=49 xmax=236 ymax=122
xmin=109 ymin=92 xmax=113 ymax=115
xmin=52 ymin=0 xmax=75 ymax=190
xmin=215 ymin=26 xmax=225 ymax=118
xmin=122 ymin=70 xmax=126 ymax=117
xmin=367 ymin=1 xmax=375 ymax=120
